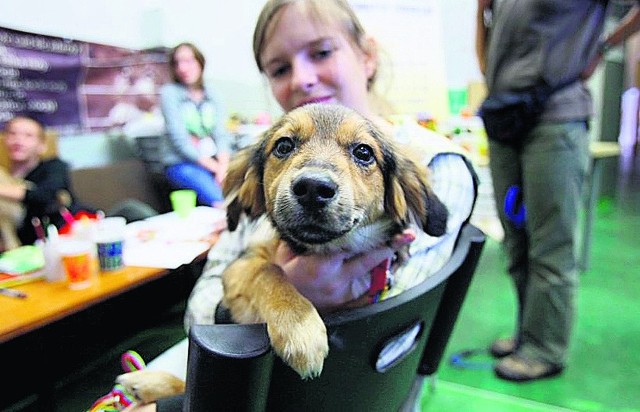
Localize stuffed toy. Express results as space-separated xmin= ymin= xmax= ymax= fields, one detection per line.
xmin=88 ymin=350 xmax=147 ymax=412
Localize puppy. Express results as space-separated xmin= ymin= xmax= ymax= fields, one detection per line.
xmin=116 ymin=103 xmax=448 ymax=403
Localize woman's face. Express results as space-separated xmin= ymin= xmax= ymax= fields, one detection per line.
xmin=173 ymin=45 xmax=203 ymax=87
xmin=259 ymin=3 xmax=376 ymax=117
xmin=3 ymin=118 xmax=45 ymax=164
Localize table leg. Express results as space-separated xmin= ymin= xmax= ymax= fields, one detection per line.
xmin=580 ymin=157 xmax=603 ymax=272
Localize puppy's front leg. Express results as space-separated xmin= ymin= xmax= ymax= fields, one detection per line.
xmin=222 ymin=253 xmax=329 ymax=379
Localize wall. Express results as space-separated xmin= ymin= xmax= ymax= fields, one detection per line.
xmin=0 ymin=1 xmax=484 ymax=168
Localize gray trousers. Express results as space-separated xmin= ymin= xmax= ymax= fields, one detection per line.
xmin=489 ymin=121 xmax=590 ymax=366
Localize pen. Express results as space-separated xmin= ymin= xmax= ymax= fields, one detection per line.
xmin=0 ymin=288 xmax=28 ymax=299
xmin=32 ymin=217 xmax=46 ymax=241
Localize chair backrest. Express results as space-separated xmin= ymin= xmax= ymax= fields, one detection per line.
xmin=70 ymin=159 xmax=164 ymax=213
xmin=134 ymin=135 xmax=165 ymax=175
xmin=184 ymin=223 xmax=486 ymax=412
xmin=134 ymin=135 xmax=173 ymax=212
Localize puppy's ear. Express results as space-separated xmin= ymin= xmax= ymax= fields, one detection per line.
xmin=422 ymin=185 xmax=448 ymax=237
xmin=383 ymin=148 xmax=448 ymax=237
xmin=223 ymin=144 xmax=266 ymax=231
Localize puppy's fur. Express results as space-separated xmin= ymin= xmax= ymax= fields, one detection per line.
xmin=116 ymin=103 xmax=448 ymax=403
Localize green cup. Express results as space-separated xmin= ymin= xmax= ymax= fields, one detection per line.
xmin=170 ymin=190 xmax=197 ymax=218
xmin=448 ymin=88 xmax=468 ymax=116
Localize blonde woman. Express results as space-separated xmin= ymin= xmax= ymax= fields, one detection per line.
xmin=124 ymin=1 xmax=476 ymax=409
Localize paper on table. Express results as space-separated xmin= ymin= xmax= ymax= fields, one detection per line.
xmin=123 ymin=240 xmax=210 ymax=269
xmin=122 ymin=206 xmax=226 ymax=269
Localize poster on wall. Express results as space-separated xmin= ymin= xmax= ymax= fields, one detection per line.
xmin=0 ymin=26 xmax=170 ymax=135
xmin=352 ymin=0 xmax=449 ymax=119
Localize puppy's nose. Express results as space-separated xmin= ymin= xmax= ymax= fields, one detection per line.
xmin=292 ymin=175 xmax=337 ymax=209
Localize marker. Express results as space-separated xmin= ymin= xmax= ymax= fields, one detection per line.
xmin=31 ymin=217 xmax=46 ymax=241
xmin=60 ymin=207 xmax=75 ymax=226
xmin=0 ymin=288 xmax=28 ymax=299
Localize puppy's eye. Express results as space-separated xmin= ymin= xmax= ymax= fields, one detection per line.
xmin=273 ymin=137 xmax=295 ymax=158
xmin=352 ymin=144 xmax=374 ymax=165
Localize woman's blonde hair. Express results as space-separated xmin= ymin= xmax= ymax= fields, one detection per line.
xmin=169 ymin=42 xmax=206 ymax=89
xmin=252 ymin=0 xmax=379 ymax=90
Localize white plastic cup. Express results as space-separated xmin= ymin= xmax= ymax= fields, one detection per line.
xmin=93 ymin=217 xmax=127 ymax=272
xmin=36 ymin=238 xmax=64 ymax=282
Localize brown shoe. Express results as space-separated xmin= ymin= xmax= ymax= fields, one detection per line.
xmin=489 ymin=337 xmax=516 ymax=358
xmin=494 ymin=354 xmax=563 ymax=382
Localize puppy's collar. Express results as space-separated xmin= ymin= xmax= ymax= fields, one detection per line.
xmin=368 ymin=258 xmax=392 ymax=304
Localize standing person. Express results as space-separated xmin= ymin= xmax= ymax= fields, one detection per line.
xmin=0 ymin=116 xmax=78 ymax=246
xmin=476 ymin=0 xmax=640 ymax=382
xmin=120 ymin=1 xmax=477 ymax=410
xmin=160 ymin=42 xmax=232 ymax=207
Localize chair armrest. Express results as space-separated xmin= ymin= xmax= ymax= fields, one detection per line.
xmin=185 ymin=324 xmax=274 ymax=411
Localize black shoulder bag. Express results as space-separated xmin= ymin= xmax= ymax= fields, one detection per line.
xmin=478 ymin=84 xmax=553 ymax=144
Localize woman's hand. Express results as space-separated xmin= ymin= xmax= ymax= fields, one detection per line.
xmin=274 ymin=229 xmax=416 ymax=312
xmin=198 ymin=154 xmax=229 ymax=184
xmin=215 ymin=152 xmax=230 ymax=184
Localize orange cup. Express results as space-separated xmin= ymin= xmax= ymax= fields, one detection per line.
xmin=59 ymin=239 xmax=95 ymax=290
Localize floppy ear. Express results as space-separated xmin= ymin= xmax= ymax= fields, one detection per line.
xmin=222 ymin=143 xmax=266 ymax=231
xmin=383 ymin=148 xmax=449 ymax=237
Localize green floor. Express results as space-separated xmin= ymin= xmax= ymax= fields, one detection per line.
xmin=423 ymin=155 xmax=640 ymax=411
xmin=13 ymin=155 xmax=639 ymax=412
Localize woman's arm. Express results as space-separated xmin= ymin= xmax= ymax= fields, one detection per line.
xmin=582 ymin=4 xmax=640 ymax=79
xmin=205 ymin=87 xmax=233 ymax=180
xmin=475 ymin=0 xmax=492 ymax=75
xmin=20 ymin=159 xmax=72 ymax=209
xmin=184 ymin=216 xmax=256 ymax=330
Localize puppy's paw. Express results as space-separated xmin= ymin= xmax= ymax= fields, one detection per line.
xmin=116 ymin=370 xmax=185 ymax=404
xmin=268 ymin=308 xmax=329 ymax=379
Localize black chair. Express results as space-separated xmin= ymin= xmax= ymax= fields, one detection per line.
xmin=134 ymin=135 xmax=174 ymax=213
xmin=184 ymin=223 xmax=486 ymax=411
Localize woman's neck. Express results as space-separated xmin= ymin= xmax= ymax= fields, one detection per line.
xmin=187 ymin=85 xmax=205 ymax=103
xmin=11 ymin=158 xmax=40 ymax=178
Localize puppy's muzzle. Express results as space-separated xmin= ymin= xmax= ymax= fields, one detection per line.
xmin=292 ymin=173 xmax=338 ymax=211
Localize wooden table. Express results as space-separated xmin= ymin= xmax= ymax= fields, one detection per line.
xmin=0 ymin=261 xmax=204 ymax=410
xmin=0 ymin=265 xmax=169 ymax=344
xmin=580 ymin=141 xmax=621 ymax=271
xmin=0 ymin=207 xmax=223 ymax=409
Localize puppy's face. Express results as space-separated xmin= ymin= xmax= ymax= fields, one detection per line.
xmin=224 ymin=104 xmax=448 ymax=252
xmin=262 ymin=105 xmax=387 ymax=246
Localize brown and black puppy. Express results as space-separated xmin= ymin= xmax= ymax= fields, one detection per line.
xmin=220 ymin=103 xmax=447 ymax=379
xmin=116 ymin=103 xmax=447 ymax=403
